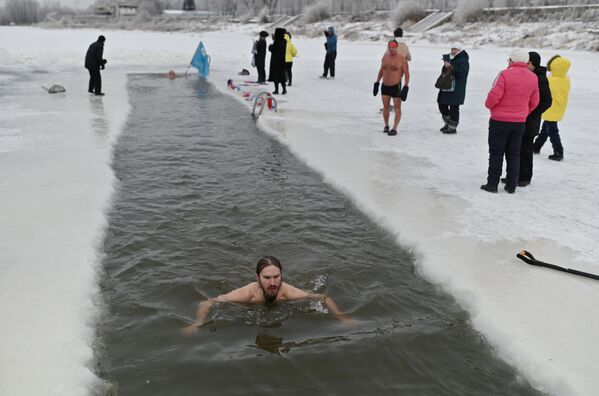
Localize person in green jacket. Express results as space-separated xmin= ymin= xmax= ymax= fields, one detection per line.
xmin=533 ymin=55 xmax=571 ymax=161
xmin=284 ymin=32 xmax=298 ymax=86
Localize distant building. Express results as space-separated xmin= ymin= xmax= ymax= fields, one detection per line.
xmin=114 ymin=3 xmax=137 ymax=17
xmin=94 ymin=1 xmax=138 ymax=17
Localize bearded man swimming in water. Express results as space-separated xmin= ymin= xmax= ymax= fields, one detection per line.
xmin=182 ymin=256 xmax=353 ymax=335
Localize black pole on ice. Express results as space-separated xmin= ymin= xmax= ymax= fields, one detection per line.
xmin=516 ymin=250 xmax=599 ymax=281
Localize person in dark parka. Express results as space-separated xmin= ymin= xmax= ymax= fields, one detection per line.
xmin=255 ymin=31 xmax=268 ymax=84
xmin=85 ymin=35 xmax=107 ymax=96
xmin=437 ymin=42 xmax=469 ymax=134
xmin=514 ymin=51 xmax=552 ymax=186
xmin=268 ymin=27 xmax=287 ymax=95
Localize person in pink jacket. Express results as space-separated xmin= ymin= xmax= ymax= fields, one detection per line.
xmin=481 ymin=49 xmax=540 ymax=194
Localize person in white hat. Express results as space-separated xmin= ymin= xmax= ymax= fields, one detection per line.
xmin=481 ymin=49 xmax=539 ymax=194
xmin=437 ymin=42 xmax=469 ymax=134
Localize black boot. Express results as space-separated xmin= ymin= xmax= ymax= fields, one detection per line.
xmin=440 ymin=115 xmax=450 ymax=132
xmin=480 ymin=184 xmax=498 ymax=193
xmin=443 ymin=120 xmax=458 ymax=134
xmin=548 ymin=151 xmax=564 ymax=161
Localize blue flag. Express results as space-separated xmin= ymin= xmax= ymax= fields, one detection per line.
xmin=190 ymin=41 xmax=210 ymax=78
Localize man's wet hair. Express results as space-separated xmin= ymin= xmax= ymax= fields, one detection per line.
xmin=393 ymin=27 xmax=403 ymax=38
xmin=256 ymin=256 xmax=282 ymax=275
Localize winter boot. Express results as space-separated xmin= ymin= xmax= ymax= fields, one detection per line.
xmin=480 ymin=184 xmax=498 ymax=193
xmin=548 ymin=151 xmax=564 ymax=161
xmin=440 ymin=115 xmax=450 ymax=132
xmin=443 ymin=120 xmax=458 ymax=134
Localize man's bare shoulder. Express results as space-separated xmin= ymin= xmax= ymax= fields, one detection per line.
xmin=217 ymin=283 xmax=261 ymax=304
xmin=278 ymin=282 xmax=316 ymax=301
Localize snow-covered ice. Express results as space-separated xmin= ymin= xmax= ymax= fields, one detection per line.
xmin=1 ymin=26 xmax=598 ymax=396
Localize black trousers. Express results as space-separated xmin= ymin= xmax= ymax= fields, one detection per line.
xmin=256 ymin=61 xmax=266 ymax=83
xmin=323 ymin=51 xmax=337 ymax=77
xmin=87 ymin=67 xmax=102 ymax=94
xmin=438 ymin=104 xmax=460 ymax=124
xmin=519 ymin=115 xmax=542 ymax=182
xmin=274 ymin=81 xmax=286 ymax=93
xmin=487 ymin=119 xmax=525 ymax=190
xmin=285 ymin=62 xmax=293 ymax=85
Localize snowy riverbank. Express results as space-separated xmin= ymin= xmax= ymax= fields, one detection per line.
xmin=1 ymin=27 xmax=598 ymax=395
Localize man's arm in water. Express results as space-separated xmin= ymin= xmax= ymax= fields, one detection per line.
xmin=283 ymin=284 xmax=356 ymax=324
xmin=182 ymin=284 xmax=253 ymax=335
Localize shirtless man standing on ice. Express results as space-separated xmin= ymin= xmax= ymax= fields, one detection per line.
xmin=182 ymin=256 xmax=354 ymax=335
xmin=374 ymin=40 xmax=410 ymax=136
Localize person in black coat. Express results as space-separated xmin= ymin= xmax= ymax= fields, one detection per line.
xmin=85 ymin=35 xmax=107 ymax=96
xmin=513 ymin=51 xmax=552 ymax=186
xmin=437 ymin=42 xmax=469 ymax=134
xmin=255 ymin=31 xmax=268 ymax=84
xmin=268 ymin=27 xmax=287 ymax=95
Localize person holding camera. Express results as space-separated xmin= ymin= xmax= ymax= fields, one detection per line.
xmin=85 ymin=35 xmax=107 ymax=96
xmin=437 ymin=43 xmax=469 ymax=134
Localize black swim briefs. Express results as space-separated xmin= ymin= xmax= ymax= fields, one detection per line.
xmin=381 ymin=83 xmax=401 ymax=98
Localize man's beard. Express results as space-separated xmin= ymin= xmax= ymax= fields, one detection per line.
xmin=261 ymin=285 xmax=279 ymax=306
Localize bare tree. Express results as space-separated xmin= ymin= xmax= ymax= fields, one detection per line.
xmin=182 ymin=0 xmax=195 ymax=11
xmin=4 ymin=0 xmax=40 ymax=24
xmin=262 ymin=0 xmax=279 ymax=13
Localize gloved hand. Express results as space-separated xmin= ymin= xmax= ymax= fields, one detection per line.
xmin=373 ymin=82 xmax=379 ymax=96
xmin=400 ymin=85 xmax=409 ymax=101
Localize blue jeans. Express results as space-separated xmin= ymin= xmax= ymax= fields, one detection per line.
xmin=534 ymin=121 xmax=563 ymax=154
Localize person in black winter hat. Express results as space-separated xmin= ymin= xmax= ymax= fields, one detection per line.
xmin=85 ymin=35 xmax=107 ymax=96
xmin=503 ymin=51 xmax=552 ymax=187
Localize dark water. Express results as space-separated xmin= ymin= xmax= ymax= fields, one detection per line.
xmin=95 ymin=75 xmax=544 ymax=396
